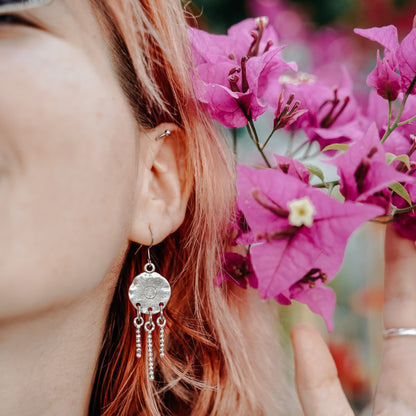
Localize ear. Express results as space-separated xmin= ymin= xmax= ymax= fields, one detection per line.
xmin=128 ymin=123 xmax=191 ymax=245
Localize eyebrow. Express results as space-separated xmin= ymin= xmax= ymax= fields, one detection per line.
xmin=0 ymin=0 xmax=54 ymax=13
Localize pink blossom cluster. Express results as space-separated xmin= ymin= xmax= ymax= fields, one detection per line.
xmin=189 ymin=15 xmax=416 ymax=330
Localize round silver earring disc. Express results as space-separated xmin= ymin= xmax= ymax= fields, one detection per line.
xmin=129 ymin=271 xmax=171 ymax=314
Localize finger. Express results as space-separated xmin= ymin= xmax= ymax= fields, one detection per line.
xmin=290 ymin=324 xmax=354 ymax=416
xmin=384 ymin=224 xmax=416 ymax=329
xmin=373 ymin=225 xmax=416 ymax=414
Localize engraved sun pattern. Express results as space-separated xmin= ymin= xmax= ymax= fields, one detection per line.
xmin=129 ymin=272 xmax=171 ymax=314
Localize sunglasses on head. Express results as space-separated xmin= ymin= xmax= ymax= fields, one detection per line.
xmin=0 ymin=0 xmax=53 ymax=14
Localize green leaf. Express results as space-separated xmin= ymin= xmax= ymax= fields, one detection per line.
xmin=322 ymin=143 xmax=349 ymax=152
xmin=304 ymin=163 xmax=325 ymax=183
xmin=389 ymin=183 xmax=412 ymax=206
xmin=385 ymin=152 xmax=411 ymax=170
xmin=329 ymin=184 xmax=345 ymax=202
xmin=393 ymin=155 xmax=411 ymax=169
xmin=385 ymin=152 xmax=396 ymax=165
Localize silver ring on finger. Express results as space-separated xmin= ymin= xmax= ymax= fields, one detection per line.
xmin=383 ymin=328 xmax=416 ymax=338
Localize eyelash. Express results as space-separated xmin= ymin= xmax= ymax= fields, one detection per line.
xmin=0 ymin=14 xmax=31 ymax=26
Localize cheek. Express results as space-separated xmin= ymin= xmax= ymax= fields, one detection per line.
xmin=0 ymin=33 xmax=139 ymax=319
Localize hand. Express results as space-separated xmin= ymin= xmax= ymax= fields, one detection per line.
xmin=291 ymin=225 xmax=416 ymax=415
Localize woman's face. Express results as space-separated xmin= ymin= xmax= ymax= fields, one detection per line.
xmin=0 ymin=0 xmax=143 ymax=320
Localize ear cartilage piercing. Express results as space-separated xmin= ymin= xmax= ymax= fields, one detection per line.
xmin=128 ymin=252 xmax=171 ymax=380
xmin=157 ymin=129 xmax=171 ymax=140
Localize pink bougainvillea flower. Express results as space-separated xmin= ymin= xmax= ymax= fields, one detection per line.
xmin=274 ymin=154 xmax=310 ymax=183
xmin=189 ymin=17 xmax=296 ymax=128
xmin=190 ymin=17 xmax=280 ymax=66
xmin=354 ymin=25 xmax=399 ymax=52
xmin=277 ymin=280 xmax=336 ymax=332
xmin=396 ymin=28 xmax=416 ymax=95
xmin=366 ymin=90 xmax=391 ymax=133
xmin=216 ymin=252 xmax=257 ymax=289
xmin=192 ymin=60 xmax=269 ymax=128
xmin=355 ymin=24 xmax=416 ymax=96
xmin=272 ymin=90 xmax=308 ymax=130
xmin=230 ymin=210 xmax=255 ymax=246
xmin=236 ymin=164 xmax=383 ymax=330
xmin=367 ymin=50 xmax=401 ymax=101
xmin=279 ymin=68 xmax=366 ymax=148
xmin=366 ymin=91 xmax=416 ymax=159
xmin=354 ymin=25 xmax=400 ymax=99
xmin=329 ymin=124 xmax=412 ymax=213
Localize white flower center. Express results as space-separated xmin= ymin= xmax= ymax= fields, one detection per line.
xmin=255 ymin=16 xmax=269 ymax=27
xmin=279 ymin=72 xmax=316 ymax=85
xmin=288 ymin=197 xmax=316 ymax=227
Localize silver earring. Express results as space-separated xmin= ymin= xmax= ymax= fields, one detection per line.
xmin=157 ymin=129 xmax=171 ymax=140
xmin=128 ymin=233 xmax=171 ymax=380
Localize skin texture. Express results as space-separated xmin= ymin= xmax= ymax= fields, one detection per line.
xmin=0 ymin=0 xmax=139 ymax=320
xmin=0 ymin=1 xmax=188 ymax=415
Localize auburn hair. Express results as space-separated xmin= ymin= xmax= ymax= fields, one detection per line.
xmin=87 ymin=1 xmax=295 ymax=415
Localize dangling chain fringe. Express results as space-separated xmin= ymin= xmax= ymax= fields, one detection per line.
xmin=129 ymin=257 xmax=171 ymax=381
xmin=145 ymin=312 xmax=155 ymax=380
xmin=133 ymin=304 xmax=166 ymax=380
xmin=157 ymin=306 xmax=166 ymax=358
xmin=133 ymin=309 xmax=144 ymax=358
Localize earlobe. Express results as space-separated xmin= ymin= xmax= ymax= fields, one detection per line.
xmin=128 ymin=124 xmax=191 ymax=245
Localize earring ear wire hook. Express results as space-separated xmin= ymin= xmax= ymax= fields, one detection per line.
xmin=133 ymin=226 xmax=154 ymax=258
xmin=147 ymin=225 xmax=154 ymax=264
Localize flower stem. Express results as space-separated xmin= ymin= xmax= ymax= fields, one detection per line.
xmin=381 ymin=74 xmax=416 ymax=144
xmin=397 ymin=114 xmax=416 ymax=127
xmin=247 ymin=117 xmax=260 ymax=145
xmin=388 ymin=99 xmax=392 ymax=130
xmin=261 ymin=128 xmax=277 ymax=151
xmin=313 ymin=179 xmax=339 ymax=189
xmin=246 ymin=119 xmax=272 ymax=168
xmin=392 ymin=203 xmax=416 ymax=215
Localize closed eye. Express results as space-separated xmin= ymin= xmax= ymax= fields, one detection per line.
xmin=0 ymin=13 xmax=37 ymax=27
xmin=0 ymin=0 xmax=53 ymax=14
